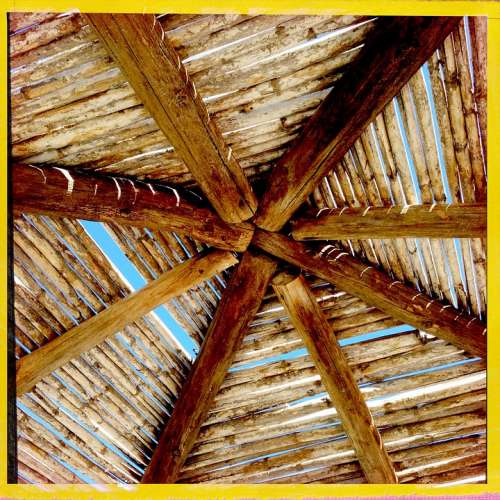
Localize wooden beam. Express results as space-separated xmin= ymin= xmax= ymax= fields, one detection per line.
xmin=85 ymin=14 xmax=257 ymax=223
xmin=291 ymin=203 xmax=486 ymax=241
xmin=12 ymin=163 xmax=254 ymax=252
xmin=253 ymin=230 xmax=486 ymax=357
xmin=142 ymin=250 xmax=277 ymax=483
xmin=254 ymin=16 xmax=460 ymax=231
xmin=16 ymin=250 xmax=238 ymax=396
xmin=272 ymin=272 xmax=397 ymax=483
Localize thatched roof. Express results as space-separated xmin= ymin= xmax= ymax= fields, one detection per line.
xmin=9 ymin=12 xmax=486 ymax=485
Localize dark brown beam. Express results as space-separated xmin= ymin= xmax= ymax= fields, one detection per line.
xmin=141 ymin=250 xmax=277 ymax=483
xmin=253 ymin=229 xmax=486 ymax=357
xmin=12 ymin=163 xmax=254 ymax=252
xmin=16 ymin=250 xmax=238 ymax=396
xmin=85 ymin=14 xmax=257 ymax=223
xmin=291 ymin=203 xmax=486 ymax=241
xmin=272 ymin=272 xmax=397 ymax=483
xmin=254 ymin=16 xmax=460 ymax=231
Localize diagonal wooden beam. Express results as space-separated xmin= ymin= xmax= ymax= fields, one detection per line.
xmin=85 ymin=13 xmax=257 ymax=223
xmin=141 ymin=250 xmax=277 ymax=483
xmin=253 ymin=229 xmax=486 ymax=357
xmin=12 ymin=163 xmax=254 ymax=252
xmin=16 ymin=250 xmax=238 ymax=396
xmin=291 ymin=203 xmax=486 ymax=241
xmin=272 ymin=272 xmax=397 ymax=483
xmin=254 ymin=16 xmax=460 ymax=232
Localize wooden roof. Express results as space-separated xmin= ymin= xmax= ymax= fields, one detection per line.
xmin=9 ymin=12 xmax=486 ymax=485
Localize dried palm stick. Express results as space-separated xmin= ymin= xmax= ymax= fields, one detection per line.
xmin=37 ymin=377 xmax=148 ymax=464
xmin=336 ymin=155 xmax=388 ymax=269
xmin=193 ymin=22 xmax=373 ymax=96
xmin=212 ymin=48 xmax=359 ymax=115
xmin=358 ymin=129 xmax=410 ymax=283
xmin=19 ymin=395 xmax=138 ymax=483
xmin=408 ymin=70 xmax=465 ymax=307
xmin=467 ymin=17 xmax=487 ymax=161
xmin=396 ymin=90 xmax=448 ymax=301
xmin=205 ymin=356 xmax=480 ymax=426
xmin=192 ymin=366 xmax=484 ymax=460
xmin=18 ymin=436 xmax=81 ymax=483
xmin=16 ymin=219 xmax=103 ymax=311
xmin=160 ymin=231 xmax=220 ymax=315
xmin=13 ymin=55 xmax=114 ymax=106
xmin=410 ymin=463 xmax=485 ymax=484
xmin=187 ymin=15 xmax=339 ymax=75
xmin=453 ymin=24 xmax=486 ymax=201
xmin=13 ymin=68 xmax=126 ymax=123
xmin=14 ymin=236 xmax=87 ymax=318
xmin=373 ymin=113 xmax=427 ymax=289
xmin=198 ymin=359 xmax=483 ymax=449
xmin=163 ymin=14 xmax=250 ymax=55
xmin=27 ymin=215 xmax=112 ymax=304
xmin=11 ymin=37 xmax=106 ymax=91
xmin=10 ymin=14 xmax=85 ymax=58
xmin=171 ymin=15 xmax=291 ymax=59
xmin=183 ymin=411 xmax=484 ymax=483
xmin=11 ymin=23 xmax=97 ymax=71
xmin=103 ymin=223 xmax=204 ymax=346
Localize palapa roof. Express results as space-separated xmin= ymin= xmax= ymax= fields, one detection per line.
xmin=9 ymin=11 xmax=486 ymax=485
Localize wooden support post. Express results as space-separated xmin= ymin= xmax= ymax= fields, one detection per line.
xmin=12 ymin=163 xmax=254 ymax=252
xmin=253 ymin=230 xmax=486 ymax=357
xmin=272 ymin=272 xmax=398 ymax=483
xmin=16 ymin=250 xmax=238 ymax=395
xmin=254 ymin=16 xmax=460 ymax=231
xmin=141 ymin=250 xmax=277 ymax=483
xmin=85 ymin=14 xmax=257 ymax=223
xmin=291 ymin=203 xmax=486 ymax=240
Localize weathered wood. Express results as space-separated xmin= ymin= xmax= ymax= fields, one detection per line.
xmin=16 ymin=250 xmax=238 ymax=396
xmin=252 ymin=230 xmax=486 ymax=357
xmin=141 ymin=250 xmax=277 ymax=483
xmin=85 ymin=14 xmax=257 ymax=223
xmin=292 ymin=203 xmax=486 ymax=240
xmin=12 ymin=163 xmax=254 ymax=252
xmin=468 ymin=17 xmax=487 ymax=160
xmin=254 ymin=16 xmax=460 ymax=231
xmin=272 ymin=272 xmax=397 ymax=483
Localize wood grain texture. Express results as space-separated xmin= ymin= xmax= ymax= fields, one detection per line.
xmin=85 ymin=13 xmax=257 ymax=223
xmin=253 ymin=230 xmax=486 ymax=357
xmin=12 ymin=163 xmax=254 ymax=252
xmin=291 ymin=203 xmax=486 ymax=240
xmin=272 ymin=272 xmax=397 ymax=483
xmin=16 ymin=250 xmax=238 ymax=396
xmin=254 ymin=16 xmax=460 ymax=231
xmin=141 ymin=250 xmax=277 ymax=483
xmin=468 ymin=16 xmax=487 ymax=161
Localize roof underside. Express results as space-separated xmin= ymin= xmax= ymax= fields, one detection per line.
xmin=10 ymin=12 xmax=486 ymax=485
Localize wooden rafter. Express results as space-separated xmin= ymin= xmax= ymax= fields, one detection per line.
xmin=141 ymin=250 xmax=277 ymax=483
xmin=272 ymin=272 xmax=397 ymax=483
xmin=16 ymin=250 xmax=238 ymax=396
xmin=85 ymin=13 xmax=257 ymax=223
xmin=253 ymin=230 xmax=486 ymax=357
xmin=291 ymin=203 xmax=486 ymax=241
xmin=254 ymin=16 xmax=460 ymax=232
xmin=12 ymin=163 xmax=254 ymax=252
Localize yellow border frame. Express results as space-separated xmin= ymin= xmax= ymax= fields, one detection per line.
xmin=2 ymin=1 xmax=498 ymax=497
